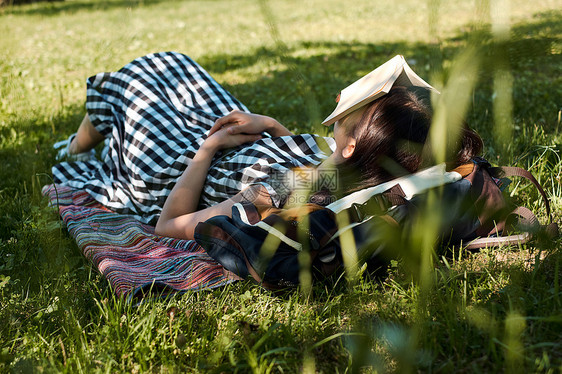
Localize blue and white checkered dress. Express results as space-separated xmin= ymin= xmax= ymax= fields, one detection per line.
xmin=53 ymin=52 xmax=335 ymax=224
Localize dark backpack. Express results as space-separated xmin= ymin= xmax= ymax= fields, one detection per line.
xmin=194 ymin=158 xmax=558 ymax=290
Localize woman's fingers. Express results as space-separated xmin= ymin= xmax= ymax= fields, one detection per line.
xmin=208 ymin=118 xmax=230 ymax=136
xmin=222 ymin=133 xmax=261 ymax=148
xmin=206 ymin=127 xmax=261 ymax=150
xmin=233 ymin=133 xmax=262 ymax=145
xmin=227 ymin=116 xmax=267 ymax=135
xmin=209 ymin=110 xmax=243 ymax=136
xmin=227 ymin=124 xmax=247 ymax=135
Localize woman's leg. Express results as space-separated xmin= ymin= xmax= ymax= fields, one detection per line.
xmin=68 ymin=114 xmax=105 ymax=154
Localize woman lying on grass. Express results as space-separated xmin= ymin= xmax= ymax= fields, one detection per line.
xmin=53 ymin=52 xmax=483 ymax=240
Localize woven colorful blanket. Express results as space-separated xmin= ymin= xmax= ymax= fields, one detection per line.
xmin=42 ymin=184 xmax=239 ymax=298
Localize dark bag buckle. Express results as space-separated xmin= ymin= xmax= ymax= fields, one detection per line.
xmin=349 ymin=195 xmax=391 ymax=223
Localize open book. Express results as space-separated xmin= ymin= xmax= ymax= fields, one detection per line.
xmin=322 ymin=55 xmax=439 ymax=126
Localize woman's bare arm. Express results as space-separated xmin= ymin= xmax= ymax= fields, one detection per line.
xmin=155 ymin=184 xmax=270 ymax=240
xmin=155 ymin=125 xmax=270 ymax=240
xmin=68 ymin=114 xmax=105 ymax=154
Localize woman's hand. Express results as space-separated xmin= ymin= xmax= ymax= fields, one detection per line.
xmin=209 ymin=110 xmax=293 ymax=137
xmin=202 ymin=124 xmax=263 ymax=153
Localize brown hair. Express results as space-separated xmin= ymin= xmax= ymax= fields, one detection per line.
xmin=309 ymin=86 xmax=483 ymax=205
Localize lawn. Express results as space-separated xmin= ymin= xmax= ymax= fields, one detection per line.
xmin=1 ymin=0 xmax=561 ymax=372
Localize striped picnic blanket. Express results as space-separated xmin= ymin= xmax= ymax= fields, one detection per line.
xmin=42 ymin=184 xmax=238 ymax=298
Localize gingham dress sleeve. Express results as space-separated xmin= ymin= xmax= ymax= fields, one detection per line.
xmin=201 ymin=134 xmax=335 ymax=209
xmin=52 ymin=52 xmax=335 ymax=224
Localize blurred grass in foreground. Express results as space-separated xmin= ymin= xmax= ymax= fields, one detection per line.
xmin=1 ymin=0 xmax=561 ymax=372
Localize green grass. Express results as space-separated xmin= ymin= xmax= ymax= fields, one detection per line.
xmin=1 ymin=0 xmax=561 ymax=372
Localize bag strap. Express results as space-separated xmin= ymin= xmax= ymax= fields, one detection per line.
xmin=488 ymin=166 xmax=553 ymax=223
xmin=464 ymin=233 xmax=531 ymax=250
xmin=507 ymin=206 xmax=559 ymax=240
xmin=450 ymin=162 xmax=475 ymax=178
xmin=467 ymin=207 xmax=537 ymax=250
xmin=471 ymin=205 xmax=559 ymax=250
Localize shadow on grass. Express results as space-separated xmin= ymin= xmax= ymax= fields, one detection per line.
xmin=2 ymin=0 xmax=172 ymax=15
xmin=434 ymin=246 xmax=562 ymax=369
xmin=196 ymin=40 xmax=443 ymax=135
xmin=194 ymin=10 xmax=560 ymax=138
